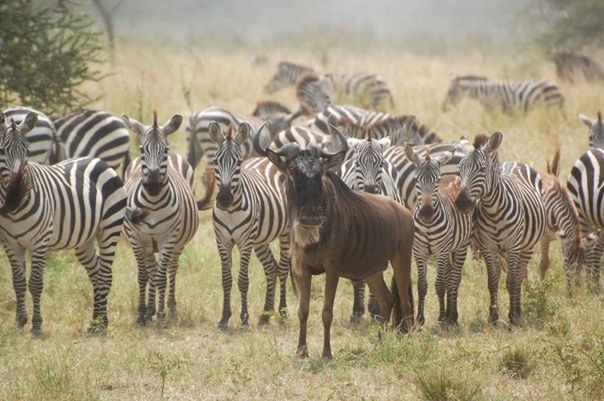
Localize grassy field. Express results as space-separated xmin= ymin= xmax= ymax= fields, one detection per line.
xmin=0 ymin=41 xmax=603 ymax=400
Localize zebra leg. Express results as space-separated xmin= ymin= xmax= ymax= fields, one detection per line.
xmin=539 ymin=234 xmax=552 ymax=279
xmin=586 ymin=236 xmax=603 ymax=292
xmin=132 ymin=245 xmax=149 ymax=325
xmin=506 ymin=251 xmax=527 ymax=326
xmin=144 ymin=250 xmax=158 ymax=322
xmin=277 ymin=233 xmax=291 ymax=318
xmin=217 ymin=240 xmax=234 ymax=330
xmin=446 ymin=247 xmax=468 ymax=325
xmin=350 ymin=279 xmax=366 ymax=323
xmin=254 ymin=244 xmax=277 ymax=326
xmin=155 ymin=248 xmax=174 ymax=321
xmin=483 ymin=250 xmax=501 ymax=325
xmin=435 ymin=254 xmax=448 ymax=322
xmin=167 ymin=251 xmax=181 ymax=318
xmin=237 ymin=244 xmax=254 ymax=327
xmin=29 ymin=245 xmax=49 ymax=336
xmin=5 ymin=245 xmax=27 ymax=328
xmin=415 ymin=250 xmax=428 ymax=326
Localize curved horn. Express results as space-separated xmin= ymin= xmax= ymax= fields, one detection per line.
xmin=272 ymin=142 xmax=301 ymax=158
xmin=251 ymin=122 xmax=269 ymax=156
xmin=323 ymin=123 xmax=349 ymax=157
xmin=287 ymin=108 xmax=305 ymax=123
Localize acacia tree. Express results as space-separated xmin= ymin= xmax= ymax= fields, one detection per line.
xmin=0 ymin=0 xmax=104 ymax=114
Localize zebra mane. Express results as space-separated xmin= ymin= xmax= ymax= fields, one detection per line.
xmin=473 ymin=133 xmax=490 ymax=148
xmin=546 ymin=148 xmax=561 ymax=177
xmin=455 ymin=75 xmax=488 ymax=82
xmin=252 ymin=100 xmax=291 ymax=119
xmin=225 ymin=124 xmax=235 ymax=141
xmin=152 ymin=111 xmax=158 ymax=129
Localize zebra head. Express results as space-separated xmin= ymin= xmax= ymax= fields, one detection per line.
xmin=577 ymin=112 xmax=604 ymax=149
xmin=347 ymin=134 xmax=391 ymax=194
xmin=123 ymin=112 xmax=182 ymax=196
xmin=0 ymin=111 xmax=37 ymax=209
xmin=455 ymin=132 xmax=503 ymax=213
xmin=210 ymin=122 xmax=251 ymax=209
xmin=442 ymin=76 xmax=488 ymax=111
xmin=405 ymin=143 xmax=456 ymax=221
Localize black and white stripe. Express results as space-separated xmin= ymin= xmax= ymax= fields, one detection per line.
xmin=210 ymin=122 xmax=291 ymax=329
xmin=0 ymin=111 xmax=127 ymax=335
xmin=442 ymin=75 xmax=564 ymax=115
xmin=122 ymin=112 xmax=199 ymax=325
xmin=2 ymin=106 xmax=57 ymax=164
xmin=455 ymin=133 xmax=546 ymax=325
xmin=52 ymin=109 xmax=131 ymax=175
xmin=405 ymin=144 xmax=472 ymax=325
xmin=566 ymin=149 xmax=604 ymax=291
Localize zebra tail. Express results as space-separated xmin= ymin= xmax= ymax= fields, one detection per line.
xmin=197 ymin=171 xmax=216 ymax=210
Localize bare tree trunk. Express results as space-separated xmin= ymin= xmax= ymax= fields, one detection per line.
xmin=91 ymin=0 xmax=121 ymax=65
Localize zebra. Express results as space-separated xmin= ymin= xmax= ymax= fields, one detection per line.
xmin=122 ymin=112 xmax=199 ymax=325
xmin=52 ymin=109 xmax=131 ymax=175
xmin=210 ymin=122 xmax=291 ymax=329
xmin=2 ymin=106 xmax=59 ymax=164
xmin=384 ymin=141 xmax=469 ymax=209
xmin=186 ymin=104 xmax=301 ymax=184
xmin=454 ymin=133 xmax=546 ymax=325
xmin=405 ymin=143 xmax=472 ymax=325
xmin=442 ymin=75 xmax=564 ymax=115
xmin=337 ymin=133 xmax=401 ymax=322
xmin=265 ymin=61 xmax=394 ymax=110
xmin=577 ymin=112 xmax=604 ymax=149
xmin=551 ymin=52 xmax=604 ymax=83
xmin=0 ymin=111 xmax=127 ymax=335
xmin=502 ymin=156 xmax=584 ymax=290
xmin=566 ymin=148 xmax=604 ymax=291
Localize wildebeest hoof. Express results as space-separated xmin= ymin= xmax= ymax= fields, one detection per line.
xmin=321 ymin=350 xmax=333 ymax=360
xmin=416 ymin=314 xmax=425 ymax=327
xmin=296 ymin=345 xmax=309 ymax=358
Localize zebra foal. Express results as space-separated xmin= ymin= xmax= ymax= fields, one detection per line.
xmin=0 ymin=111 xmax=127 ymax=334
xmin=122 ymin=112 xmax=199 ymax=324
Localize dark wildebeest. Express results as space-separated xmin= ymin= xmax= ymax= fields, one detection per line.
xmin=254 ymin=125 xmax=415 ymax=359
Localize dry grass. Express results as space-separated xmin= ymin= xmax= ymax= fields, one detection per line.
xmin=1 ymin=40 xmax=604 ymax=400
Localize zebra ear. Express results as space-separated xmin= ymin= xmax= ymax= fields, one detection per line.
xmin=437 ymin=146 xmax=457 ymax=165
xmin=235 ymin=122 xmax=251 ymax=145
xmin=0 ymin=111 xmax=5 ymax=129
xmin=161 ymin=114 xmax=182 ymax=136
xmin=347 ymin=138 xmax=361 ymax=151
xmin=122 ymin=115 xmax=147 ymax=136
xmin=19 ymin=112 xmax=38 ymax=135
xmin=403 ymin=142 xmax=420 ymax=165
xmin=377 ymin=137 xmax=391 ymax=152
xmin=208 ymin=121 xmax=225 ymax=145
xmin=484 ymin=132 xmax=503 ymax=154
xmin=577 ymin=114 xmax=594 ymax=128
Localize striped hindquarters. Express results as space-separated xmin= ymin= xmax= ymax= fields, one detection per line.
xmin=53 ymin=109 xmax=131 ymax=172
xmin=3 ymin=107 xmax=55 ymax=164
xmin=321 ymin=72 xmax=394 ymax=110
xmin=567 ymin=149 xmax=604 ymax=235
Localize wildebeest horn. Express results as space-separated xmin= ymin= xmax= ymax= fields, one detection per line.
xmin=287 ymin=108 xmax=305 ymax=123
xmin=252 ymin=122 xmax=269 ymax=156
xmin=323 ymin=123 xmax=349 ymax=157
xmin=272 ymin=142 xmax=301 ymax=159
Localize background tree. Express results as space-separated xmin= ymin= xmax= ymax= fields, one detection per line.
xmin=0 ymin=0 xmax=104 ymax=114
xmin=90 ymin=0 xmax=126 ymax=65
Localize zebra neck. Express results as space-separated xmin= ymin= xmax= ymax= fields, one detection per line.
xmin=0 ymin=164 xmax=33 ymax=216
xmin=480 ymin=176 xmax=505 ymax=210
xmin=139 ymin=181 xmax=174 ymax=204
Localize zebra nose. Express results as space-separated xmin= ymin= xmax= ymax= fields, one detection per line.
xmin=147 ymin=169 xmax=161 ymax=184
xmin=217 ymin=186 xmax=233 ymax=207
xmin=364 ymin=184 xmax=379 ymax=194
xmin=454 ymin=191 xmax=475 ymax=213
xmin=419 ymin=204 xmax=435 ymax=220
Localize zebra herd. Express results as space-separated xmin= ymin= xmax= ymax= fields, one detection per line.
xmin=0 ymin=62 xmax=602 ymax=358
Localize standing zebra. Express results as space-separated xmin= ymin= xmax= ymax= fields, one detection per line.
xmin=455 ymin=133 xmax=546 ymax=325
xmin=52 ymin=109 xmax=131 ymax=175
xmin=2 ymin=106 xmax=58 ymax=164
xmin=405 ymin=144 xmax=472 ymax=325
xmin=0 ymin=111 xmax=127 ymax=334
xmin=122 ymin=112 xmax=199 ymax=324
xmin=566 ymin=149 xmax=604 ymax=291
xmin=442 ymin=76 xmax=564 ymax=115
xmin=265 ymin=61 xmax=394 ymax=110
xmin=212 ymin=122 xmax=291 ymax=329
xmin=577 ymin=112 xmax=604 ymax=149
xmin=338 ymin=134 xmax=401 ymax=321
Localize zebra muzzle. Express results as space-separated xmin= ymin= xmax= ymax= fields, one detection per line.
xmin=454 ymin=191 xmax=476 ymax=214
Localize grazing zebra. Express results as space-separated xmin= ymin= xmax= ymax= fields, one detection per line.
xmin=122 ymin=112 xmax=199 ymax=324
xmin=384 ymin=141 xmax=468 ymax=209
xmin=502 ymin=156 xmax=584 ymax=289
xmin=338 ymin=134 xmax=401 ymax=321
xmin=0 ymin=111 xmax=127 ymax=334
xmin=552 ymin=52 xmax=604 ymax=83
xmin=442 ymin=75 xmax=564 ymax=115
xmin=577 ymin=112 xmax=604 ymax=149
xmin=455 ymin=133 xmax=546 ymax=325
xmin=566 ymin=149 xmax=604 ymax=291
xmin=211 ymin=122 xmax=291 ymax=329
xmin=405 ymin=144 xmax=472 ymax=325
xmin=186 ymin=105 xmax=300 ymax=178
xmin=2 ymin=106 xmax=58 ymax=164
xmin=52 ymin=109 xmax=131 ymax=175
xmin=265 ymin=61 xmax=394 ymax=110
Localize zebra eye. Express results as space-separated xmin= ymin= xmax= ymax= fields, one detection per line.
xmin=0 ymin=148 xmax=4 ymax=155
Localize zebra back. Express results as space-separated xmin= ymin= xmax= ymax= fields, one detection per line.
xmin=265 ymin=61 xmax=317 ymax=93
xmin=321 ymin=72 xmax=394 ymax=110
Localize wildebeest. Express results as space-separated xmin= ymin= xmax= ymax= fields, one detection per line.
xmin=255 ymin=125 xmax=415 ymax=359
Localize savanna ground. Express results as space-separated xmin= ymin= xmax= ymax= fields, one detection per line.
xmin=0 ymin=39 xmax=603 ymax=400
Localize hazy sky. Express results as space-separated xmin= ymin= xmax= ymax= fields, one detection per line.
xmin=106 ymin=0 xmax=522 ymax=43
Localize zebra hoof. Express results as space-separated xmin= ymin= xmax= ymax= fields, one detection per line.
xmin=136 ymin=315 xmax=147 ymax=327
xmin=278 ymin=308 xmax=288 ymax=320
xmin=31 ymin=327 xmax=42 ymax=337
xmin=17 ymin=315 xmax=28 ymax=329
xmin=87 ymin=324 xmax=106 ymax=336
xmin=416 ymin=314 xmax=425 ymax=327
xmin=258 ymin=313 xmax=271 ymax=326
xmin=218 ymin=320 xmax=229 ymax=331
